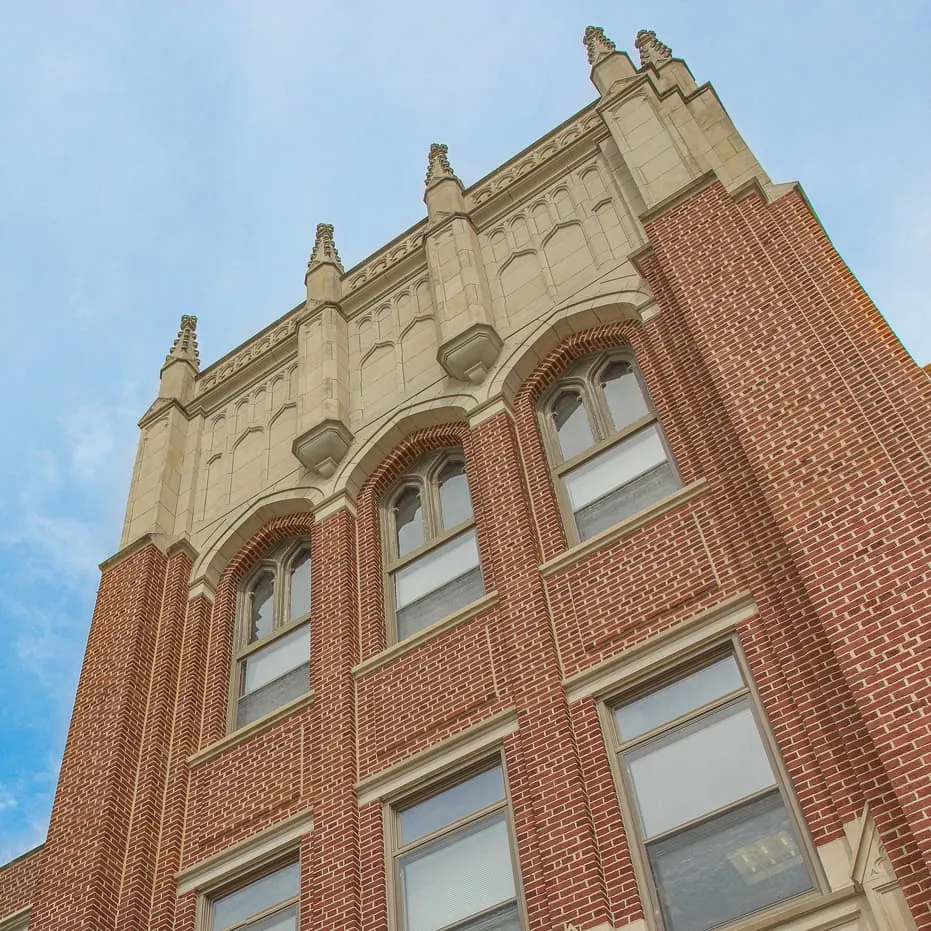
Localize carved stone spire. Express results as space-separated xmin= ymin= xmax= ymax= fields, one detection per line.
xmin=635 ymin=29 xmax=672 ymax=68
xmin=164 ymin=315 xmax=199 ymax=370
xmin=425 ymin=143 xmax=460 ymax=189
xmin=583 ymin=26 xmax=616 ymax=66
xmin=307 ymin=222 xmax=343 ymax=274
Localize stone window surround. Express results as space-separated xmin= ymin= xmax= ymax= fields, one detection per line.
xmin=574 ymin=594 xmax=831 ymax=931
xmin=229 ymin=539 xmax=312 ymax=733
xmin=380 ymin=447 xmax=482 ymax=646
xmin=535 ymin=347 xmax=680 ymax=546
xmin=383 ymin=754 xmax=527 ymax=931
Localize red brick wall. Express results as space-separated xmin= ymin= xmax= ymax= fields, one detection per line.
xmin=0 ymin=844 xmax=42 ymax=921
xmin=638 ymin=179 xmax=931 ymax=926
xmin=28 ymin=543 xmax=169 ymax=931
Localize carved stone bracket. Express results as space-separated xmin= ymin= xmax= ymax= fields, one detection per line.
xmin=292 ymin=419 xmax=354 ymax=478
xmin=436 ymin=323 xmax=503 ymax=384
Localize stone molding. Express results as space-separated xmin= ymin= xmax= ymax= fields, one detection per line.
xmin=355 ymin=707 xmax=518 ymax=806
xmin=563 ymin=590 xmax=757 ymax=703
xmin=292 ymin=418 xmax=354 ymax=478
xmin=436 ymin=323 xmax=504 ymax=384
xmin=175 ymin=805 xmax=313 ymax=896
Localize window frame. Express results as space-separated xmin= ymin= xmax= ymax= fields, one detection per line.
xmin=538 ymin=349 xmax=679 ymax=546
xmin=229 ymin=539 xmax=312 ymax=732
xmin=597 ymin=637 xmax=825 ymax=931
xmin=381 ymin=448 xmax=483 ymax=645
xmin=383 ymin=755 xmax=526 ymax=931
xmin=199 ymin=854 xmax=301 ymax=931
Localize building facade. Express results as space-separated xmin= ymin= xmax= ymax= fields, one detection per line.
xmin=1 ymin=24 xmax=929 ymax=931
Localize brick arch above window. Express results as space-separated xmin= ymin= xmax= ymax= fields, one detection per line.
xmin=202 ymin=512 xmax=317 ymax=745
xmin=512 ymin=321 xmax=668 ymax=561
xmin=356 ymin=422 xmax=476 ymax=660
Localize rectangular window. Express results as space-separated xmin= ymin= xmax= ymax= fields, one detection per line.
xmin=207 ymin=860 xmax=299 ymax=931
xmin=391 ymin=763 xmax=522 ymax=931
xmin=393 ymin=528 xmax=484 ymax=641
xmin=237 ymin=622 xmax=310 ymax=729
xmin=609 ymin=652 xmax=816 ymax=931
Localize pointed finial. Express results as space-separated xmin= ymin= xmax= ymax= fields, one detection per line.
xmin=635 ymin=29 xmax=672 ymax=68
xmin=307 ymin=223 xmax=343 ymax=273
xmin=425 ymin=143 xmax=460 ymax=188
xmin=583 ymin=26 xmax=616 ymax=66
xmin=165 ymin=315 xmax=199 ymax=370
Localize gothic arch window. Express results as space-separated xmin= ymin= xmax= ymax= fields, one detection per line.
xmin=539 ymin=350 xmax=679 ymax=543
xmin=232 ymin=540 xmax=311 ymax=730
xmin=382 ymin=449 xmax=484 ymax=643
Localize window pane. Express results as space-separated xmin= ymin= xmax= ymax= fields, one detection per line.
xmin=395 ymin=486 xmax=425 ymax=557
xmin=241 ymin=904 xmax=298 ymax=931
xmin=600 ymin=361 xmax=649 ymax=431
xmin=400 ymin=767 xmax=505 ymax=845
xmin=288 ymin=548 xmax=311 ymax=620
xmin=574 ymin=462 xmax=678 ymax=540
xmin=395 ymin=530 xmax=480 ymax=608
xmin=627 ymin=701 xmax=776 ymax=838
xmin=615 ymin=656 xmax=743 ymax=741
xmin=444 ymin=900 xmax=520 ymax=931
xmin=564 ymin=425 xmax=667 ymax=512
xmin=249 ymin=572 xmax=275 ymax=642
xmin=438 ymin=460 xmax=473 ymax=529
xmin=237 ymin=661 xmax=310 ymax=728
xmin=648 ymin=791 xmax=812 ymax=931
xmin=243 ymin=623 xmax=310 ymax=694
xmin=396 ymin=567 xmax=484 ymax=641
xmin=551 ymin=391 xmax=594 ymax=460
xmin=400 ymin=811 xmax=516 ymax=931
xmin=212 ymin=862 xmax=299 ymax=930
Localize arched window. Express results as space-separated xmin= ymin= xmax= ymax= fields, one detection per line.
xmin=383 ymin=449 xmax=484 ymax=642
xmin=233 ymin=540 xmax=311 ymax=730
xmin=539 ymin=350 xmax=679 ymax=543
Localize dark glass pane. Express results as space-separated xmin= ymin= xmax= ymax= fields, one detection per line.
xmin=551 ymin=391 xmax=594 ymax=460
xmin=400 ymin=811 xmax=515 ymax=931
xmin=396 ymin=566 xmax=484 ymax=641
xmin=615 ymin=656 xmax=743 ymax=741
xmin=627 ymin=701 xmax=776 ymax=838
xmin=574 ymin=462 xmax=678 ymax=541
xmin=249 ymin=572 xmax=275 ymax=642
xmin=212 ymin=862 xmax=299 ymax=930
xmin=438 ymin=460 xmax=473 ymax=529
xmin=443 ymin=900 xmax=520 ymax=931
xmin=600 ymin=361 xmax=649 ymax=431
xmin=236 ymin=661 xmax=309 ymax=729
xmin=400 ymin=766 xmax=505 ymax=844
xmin=395 ymin=486 xmax=425 ymax=557
xmin=288 ymin=548 xmax=311 ymax=619
xmin=244 ymin=905 xmax=298 ymax=931
xmin=649 ymin=792 xmax=813 ymax=931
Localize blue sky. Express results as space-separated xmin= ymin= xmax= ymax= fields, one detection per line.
xmin=0 ymin=1 xmax=927 ymax=863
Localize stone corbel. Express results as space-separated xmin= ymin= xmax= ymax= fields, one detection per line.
xmin=292 ymin=419 xmax=354 ymax=478
xmin=436 ymin=323 xmax=503 ymax=384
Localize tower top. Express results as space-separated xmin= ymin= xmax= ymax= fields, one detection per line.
xmin=635 ymin=29 xmax=673 ymax=68
xmin=163 ymin=314 xmax=199 ymax=371
xmin=307 ymin=222 xmax=343 ymax=274
xmin=425 ymin=143 xmax=460 ymax=189
xmin=583 ymin=26 xmax=616 ymax=66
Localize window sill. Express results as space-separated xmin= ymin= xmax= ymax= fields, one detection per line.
xmin=352 ymin=591 xmax=500 ymax=679
xmin=188 ymin=690 xmax=315 ymax=768
xmin=713 ymin=885 xmax=860 ymax=931
xmin=538 ymin=478 xmax=709 ymax=579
